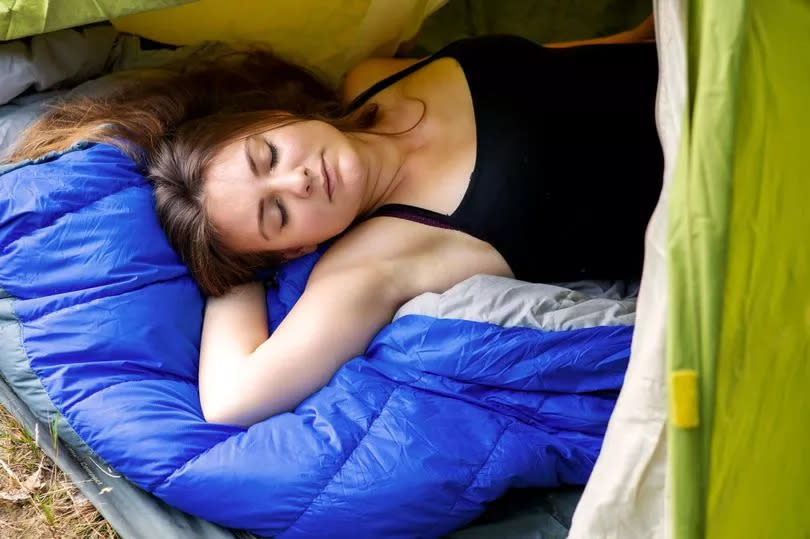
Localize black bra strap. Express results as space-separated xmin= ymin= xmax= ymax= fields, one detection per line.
xmin=347 ymin=54 xmax=444 ymax=112
xmin=364 ymin=203 xmax=464 ymax=232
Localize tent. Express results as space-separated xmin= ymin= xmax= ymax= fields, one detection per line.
xmin=1 ymin=0 xmax=807 ymax=537
xmin=571 ymin=0 xmax=810 ymax=537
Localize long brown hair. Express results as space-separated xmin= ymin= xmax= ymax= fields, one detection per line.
xmin=4 ymin=48 xmax=379 ymax=296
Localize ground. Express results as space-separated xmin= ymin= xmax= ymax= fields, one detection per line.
xmin=0 ymin=406 xmax=116 ymax=539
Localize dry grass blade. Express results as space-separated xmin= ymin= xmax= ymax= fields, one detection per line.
xmin=0 ymin=404 xmax=119 ymax=538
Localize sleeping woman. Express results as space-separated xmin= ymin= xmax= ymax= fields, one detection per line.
xmin=6 ymin=16 xmax=662 ymax=427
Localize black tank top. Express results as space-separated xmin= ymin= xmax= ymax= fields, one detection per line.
xmin=350 ymin=35 xmax=663 ymax=282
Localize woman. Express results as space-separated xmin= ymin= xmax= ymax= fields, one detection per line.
xmin=6 ymin=18 xmax=661 ymax=427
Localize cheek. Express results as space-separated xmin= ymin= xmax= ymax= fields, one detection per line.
xmin=296 ymin=206 xmax=351 ymax=241
xmin=340 ymin=153 xmax=364 ymax=188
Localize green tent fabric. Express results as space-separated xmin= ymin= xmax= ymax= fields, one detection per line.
xmin=668 ymin=0 xmax=810 ymax=537
xmin=0 ymin=0 xmax=194 ymax=41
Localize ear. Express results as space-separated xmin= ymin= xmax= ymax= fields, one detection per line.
xmin=279 ymin=245 xmax=317 ymax=261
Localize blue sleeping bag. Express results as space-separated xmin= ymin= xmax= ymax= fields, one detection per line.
xmin=0 ymin=143 xmax=631 ymax=537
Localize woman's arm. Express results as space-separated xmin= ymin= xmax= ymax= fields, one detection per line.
xmin=342 ymin=14 xmax=655 ymax=101
xmin=198 ymin=262 xmax=404 ymax=426
xmin=544 ymin=13 xmax=655 ymax=48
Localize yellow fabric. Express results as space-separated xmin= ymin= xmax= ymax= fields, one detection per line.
xmin=670 ymin=370 xmax=699 ymax=429
xmin=112 ymin=0 xmax=447 ymax=86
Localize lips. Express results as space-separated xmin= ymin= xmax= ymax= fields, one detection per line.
xmin=321 ymin=154 xmax=334 ymax=202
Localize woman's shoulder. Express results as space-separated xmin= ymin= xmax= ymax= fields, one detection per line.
xmin=310 ymin=216 xmax=513 ymax=299
xmin=340 ymin=57 xmax=425 ymax=104
xmin=340 ymin=35 xmax=543 ymax=107
xmin=311 ymin=217 xmax=434 ymax=278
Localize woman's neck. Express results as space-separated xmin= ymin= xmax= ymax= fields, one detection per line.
xmin=350 ymin=123 xmax=426 ymax=216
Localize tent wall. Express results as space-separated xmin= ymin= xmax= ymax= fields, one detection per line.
xmin=0 ymin=0 xmax=193 ymax=41
xmin=666 ymin=0 xmax=741 ymax=533
xmin=111 ymin=0 xmax=448 ymax=86
xmin=669 ymin=0 xmax=810 ymax=537
xmin=706 ymin=0 xmax=810 ymax=537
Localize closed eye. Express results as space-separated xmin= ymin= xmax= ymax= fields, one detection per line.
xmin=275 ymin=197 xmax=287 ymax=227
xmin=266 ymin=141 xmax=278 ymax=170
xmin=257 ymin=198 xmax=269 ymax=240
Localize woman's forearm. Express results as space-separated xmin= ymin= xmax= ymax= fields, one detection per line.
xmin=545 ymin=14 xmax=655 ymax=48
xmin=198 ymin=281 xmax=268 ymax=418
xmin=193 ymin=261 xmax=407 ymax=426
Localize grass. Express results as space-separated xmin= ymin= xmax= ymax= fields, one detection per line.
xmin=0 ymin=405 xmax=117 ymax=539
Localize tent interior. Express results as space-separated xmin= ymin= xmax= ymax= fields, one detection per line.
xmin=1 ymin=0 xmax=808 ymax=537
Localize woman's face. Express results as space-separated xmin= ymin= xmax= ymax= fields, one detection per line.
xmin=204 ymin=120 xmax=367 ymax=258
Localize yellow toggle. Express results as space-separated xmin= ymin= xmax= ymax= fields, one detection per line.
xmin=670 ymin=370 xmax=699 ymax=429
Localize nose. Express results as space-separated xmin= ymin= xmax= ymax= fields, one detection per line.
xmin=271 ymin=166 xmax=313 ymax=198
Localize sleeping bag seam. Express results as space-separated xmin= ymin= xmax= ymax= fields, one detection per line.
xmin=149 ymin=430 xmax=244 ymax=493
xmin=1 ymin=183 xmax=145 ymax=256
xmin=15 ymin=272 xmax=192 ymax=322
xmin=278 ymin=383 xmax=404 ymax=536
xmin=1 ymin=292 xmax=108 ymax=459
xmin=56 ymin=376 xmax=198 ymax=416
xmin=446 ymin=420 xmax=512 ymax=518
